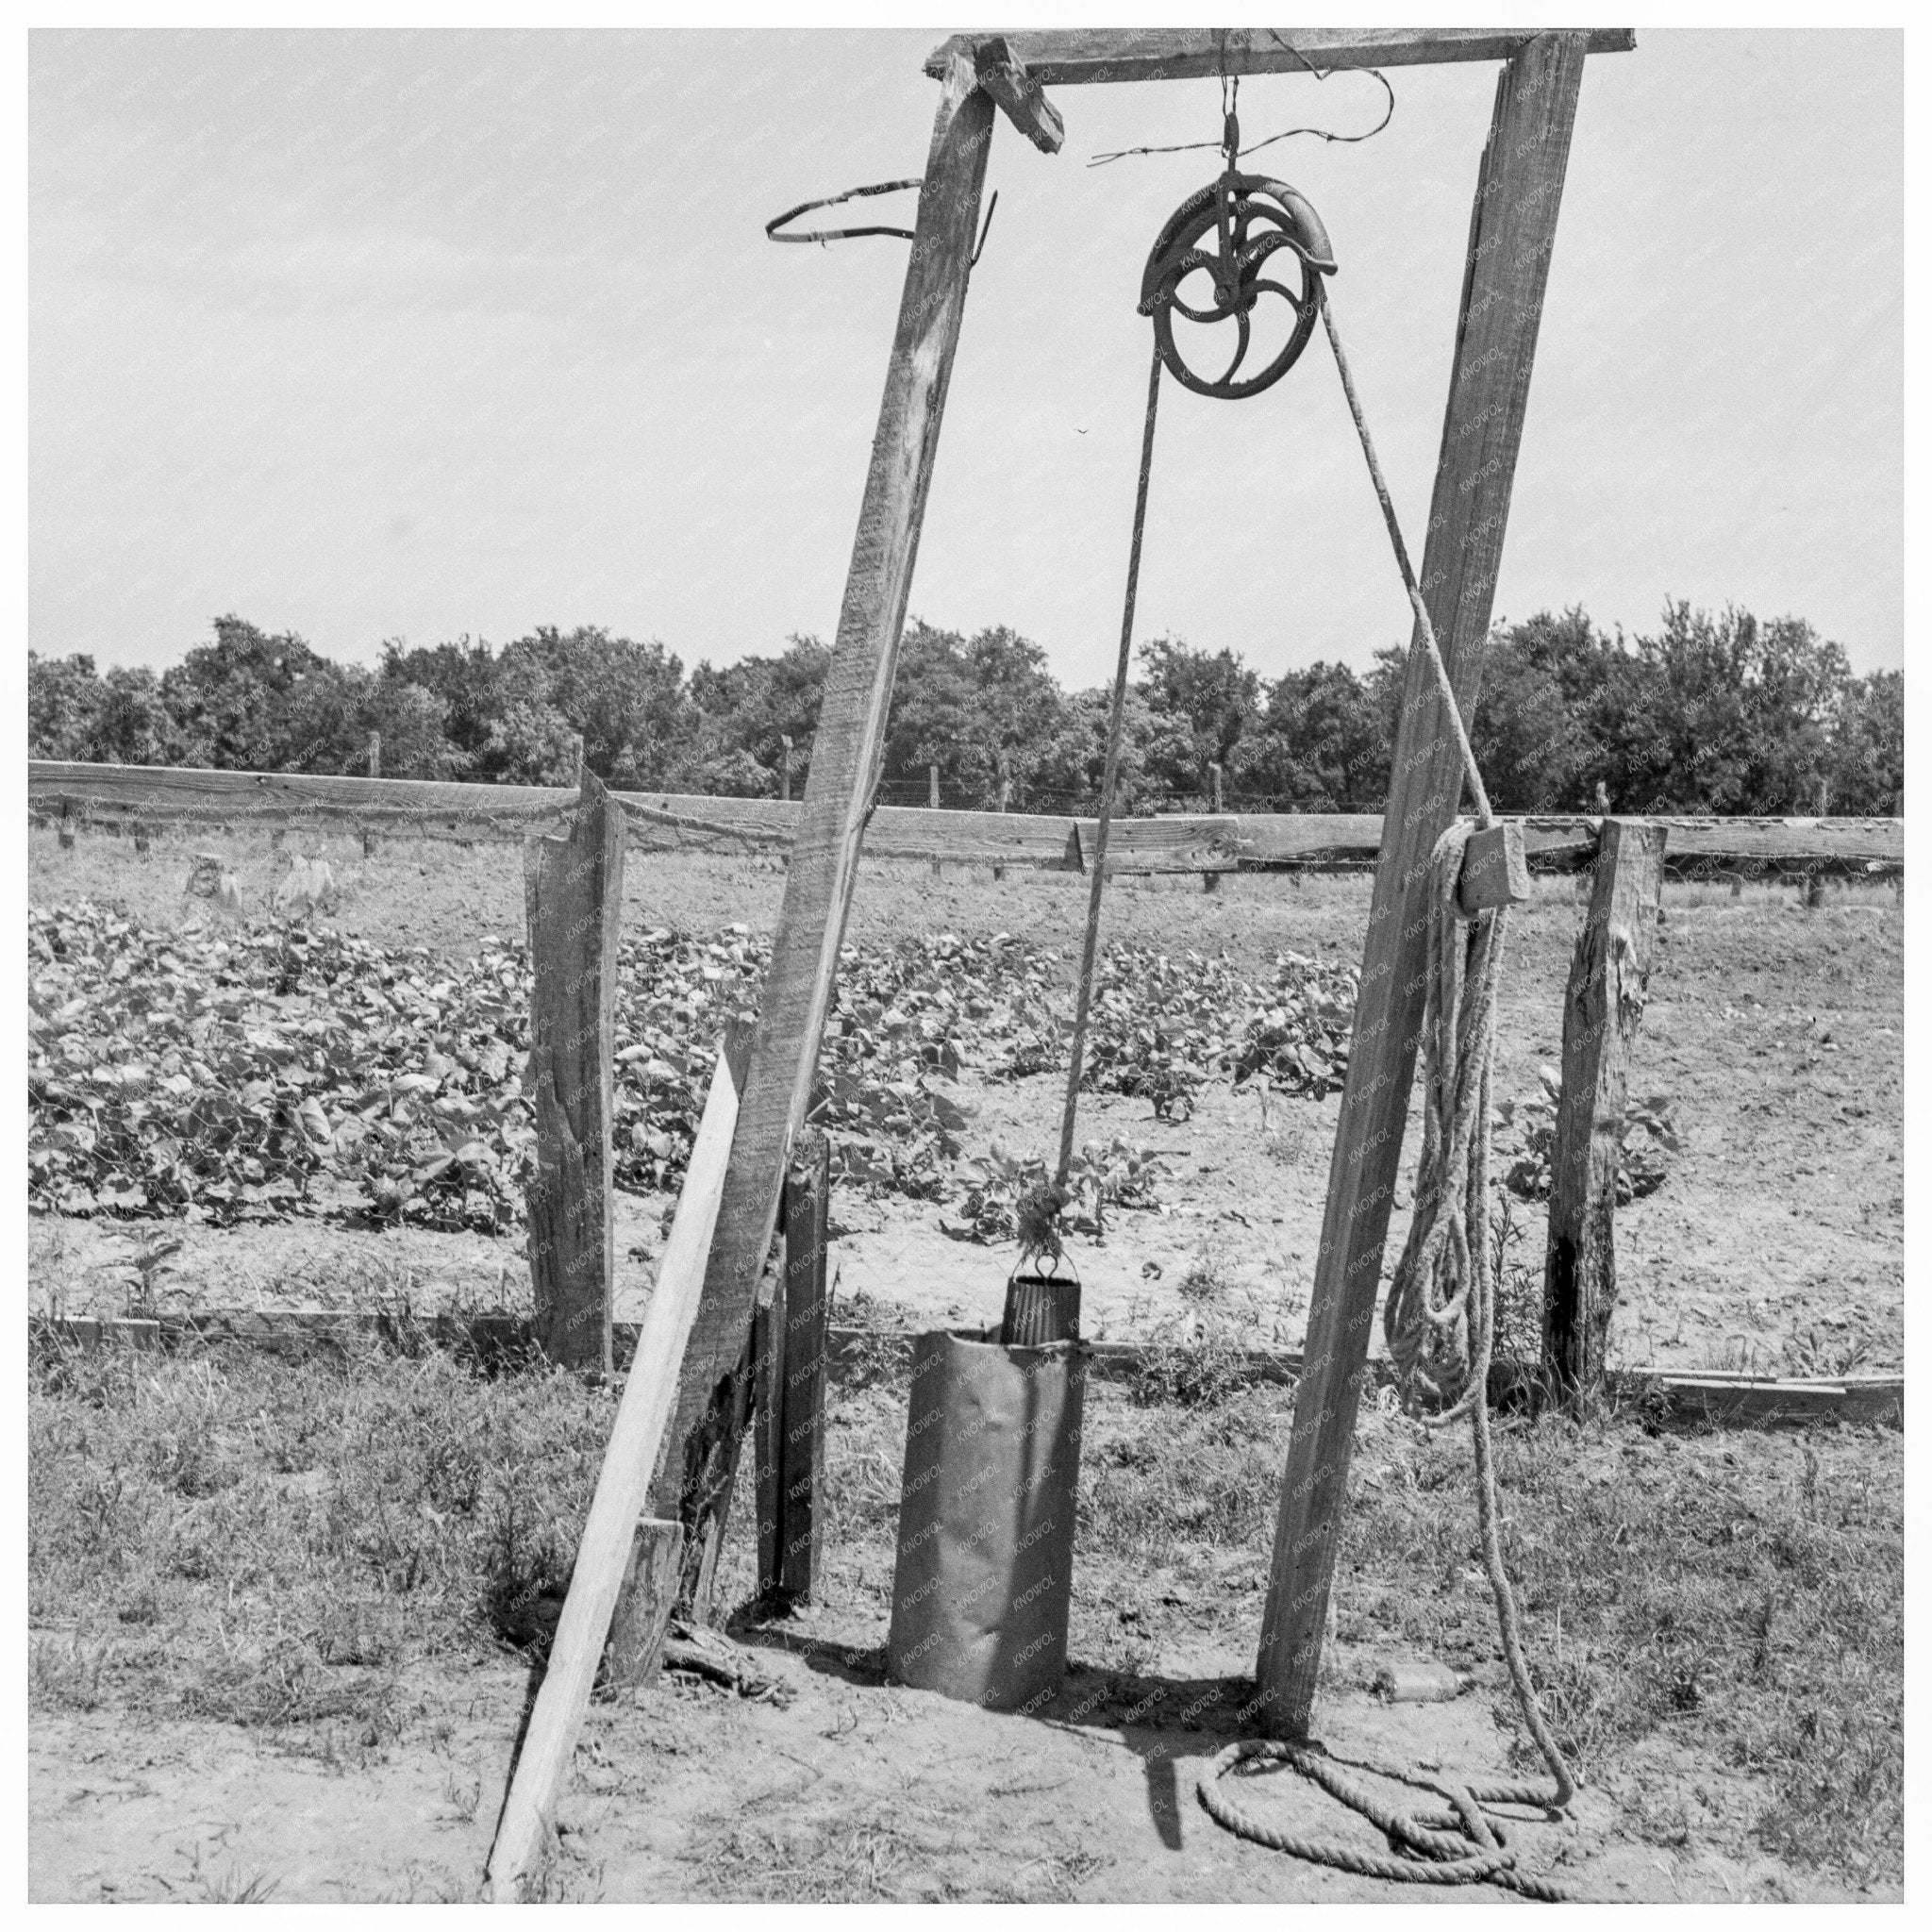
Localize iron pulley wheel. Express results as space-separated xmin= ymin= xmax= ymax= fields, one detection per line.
xmin=1138 ymin=173 xmax=1337 ymax=400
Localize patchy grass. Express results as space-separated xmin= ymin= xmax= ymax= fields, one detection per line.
xmin=1330 ymin=1403 xmax=1904 ymax=1889
xmin=29 ymin=1332 xmax=1901 ymax=1891
xmin=28 ymin=1334 xmax=617 ymax=1748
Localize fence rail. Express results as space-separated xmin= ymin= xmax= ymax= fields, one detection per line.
xmin=28 ymin=759 xmax=1905 ymax=875
xmin=26 ymin=1313 xmax=1902 ymax=1430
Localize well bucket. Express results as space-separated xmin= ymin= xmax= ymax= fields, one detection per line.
xmin=885 ymin=1326 xmax=1086 ymax=1713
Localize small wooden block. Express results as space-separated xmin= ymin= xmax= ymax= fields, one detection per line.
xmin=1457 ymin=821 xmax=1531 ymax=916
xmin=602 ymin=1516 xmax=684 ymax=1692
xmin=974 ymin=34 xmax=1064 ymax=154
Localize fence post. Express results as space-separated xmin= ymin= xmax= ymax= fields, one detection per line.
xmin=362 ymin=727 xmax=380 ymax=857
xmin=929 ymin=763 xmax=942 ymax=876
xmin=780 ymin=734 xmax=793 ymax=803
xmin=1542 ymin=817 xmax=1667 ymax=1407
xmin=523 ymin=768 xmax=625 ymax=1372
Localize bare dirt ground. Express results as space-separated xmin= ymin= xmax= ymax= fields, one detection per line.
xmin=27 ymin=828 xmax=1906 ymax=1902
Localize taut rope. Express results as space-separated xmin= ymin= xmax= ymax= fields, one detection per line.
xmin=1197 ymin=278 xmax=1576 ymax=1897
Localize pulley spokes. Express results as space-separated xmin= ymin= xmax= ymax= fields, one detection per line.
xmin=1137 ymin=110 xmax=1337 ymax=400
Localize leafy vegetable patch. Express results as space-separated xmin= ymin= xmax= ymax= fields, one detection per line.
xmin=28 ymin=904 xmax=1357 ymax=1234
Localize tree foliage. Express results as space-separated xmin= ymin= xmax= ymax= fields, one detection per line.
xmin=27 ymin=601 xmax=1904 ymax=817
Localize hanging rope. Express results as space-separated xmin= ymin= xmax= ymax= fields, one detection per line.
xmin=1197 ymin=258 xmax=1577 ymax=1892
xmin=1316 ymin=279 xmax=1491 ymax=828
xmin=1055 ymin=341 xmax=1163 ymax=1194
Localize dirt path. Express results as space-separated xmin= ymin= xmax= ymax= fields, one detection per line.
xmin=31 ymin=1646 xmax=1868 ymax=1905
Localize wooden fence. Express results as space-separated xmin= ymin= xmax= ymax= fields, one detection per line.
xmin=27 ymin=759 xmax=1906 ymax=878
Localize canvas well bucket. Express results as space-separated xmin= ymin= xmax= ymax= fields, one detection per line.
xmin=885 ymin=1326 xmax=1087 ymax=1713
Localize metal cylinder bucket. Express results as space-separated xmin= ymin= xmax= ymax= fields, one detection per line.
xmin=886 ymin=1327 xmax=1087 ymax=1714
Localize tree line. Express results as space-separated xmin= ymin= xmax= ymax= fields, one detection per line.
xmin=26 ymin=602 xmax=1903 ymax=818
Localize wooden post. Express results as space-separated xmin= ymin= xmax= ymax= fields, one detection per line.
xmin=523 ymin=769 xmax=625 ymax=1373
xmin=1209 ymin=761 xmax=1224 ymax=813
xmin=758 ymin=1132 xmax=832 ymax=1603
xmin=780 ymin=734 xmax=793 ymax=803
xmin=58 ymin=804 xmax=74 ymax=850
xmin=133 ymin=821 xmax=150 ymax=857
xmin=368 ymin=730 xmax=381 ymax=778
xmin=637 ymin=52 xmax=993 ymax=1625
xmin=602 ymin=1518 xmax=684 ymax=1690
xmin=994 ymin=768 xmax=1010 ymax=880
xmin=1803 ymin=866 xmax=1824 ymax=910
xmin=486 ymin=1025 xmax=751 ymax=1896
xmin=1543 ymin=820 xmax=1666 ymax=1405
xmin=753 ymin=1259 xmax=789 ymax=1598
xmin=1256 ymin=31 xmax=1590 ymax=1740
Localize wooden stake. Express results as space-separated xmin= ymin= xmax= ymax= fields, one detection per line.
xmin=1256 ymin=30 xmax=1590 ymax=1740
xmin=780 ymin=734 xmax=793 ymax=803
xmin=753 ymin=1259 xmax=789 ymax=1599
xmin=368 ymin=731 xmax=381 ymax=779
xmin=485 ymin=1024 xmax=751 ymax=1897
xmin=601 ymin=1517 xmax=684 ymax=1691
xmin=1542 ymin=819 xmax=1666 ymax=1405
xmin=523 ymin=769 xmax=625 ymax=1372
xmin=638 ymin=53 xmax=993 ymax=1624
xmin=759 ymin=1133 xmax=831 ymax=1603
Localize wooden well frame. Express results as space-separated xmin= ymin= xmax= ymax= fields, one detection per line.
xmin=641 ymin=25 xmax=1636 ymax=1742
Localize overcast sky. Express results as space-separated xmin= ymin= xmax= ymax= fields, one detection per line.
xmin=29 ymin=27 xmax=1903 ymax=687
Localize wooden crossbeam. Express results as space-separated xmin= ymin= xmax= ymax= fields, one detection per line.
xmin=925 ymin=26 xmax=1635 ymax=87
xmin=1255 ymin=30 xmax=1592 ymax=1741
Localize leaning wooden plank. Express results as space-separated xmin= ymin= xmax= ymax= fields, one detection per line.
xmin=640 ymin=52 xmax=996 ymax=1620
xmin=484 ymin=1024 xmax=750 ymax=1899
xmin=1542 ymin=820 xmax=1668 ymax=1405
xmin=1256 ymin=32 xmax=1592 ymax=1742
xmin=926 ymin=26 xmax=1635 ymax=86
xmin=524 ymin=772 xmax=625 ymax=1372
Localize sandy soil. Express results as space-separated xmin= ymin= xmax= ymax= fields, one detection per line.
xmin=30 ymin=1646 xmax=1874 ymax=1905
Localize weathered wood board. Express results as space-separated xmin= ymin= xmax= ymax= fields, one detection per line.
xmin=1257 ymin=30 xmax=1592 ymax=1741
xmin=1543 ymin=819 xmax=1669 ymax=1401
xmin=30 ymin=763 xmax=1901 ymax=874
xmin=924 ymin=27 xmax=1637 ymax=86
xmin=522 ymin=772 xmax=624 ymax=1371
